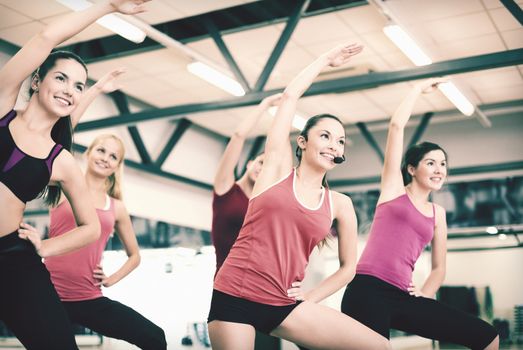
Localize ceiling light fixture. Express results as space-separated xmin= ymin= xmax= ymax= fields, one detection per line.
xmin=187 ymin=62 xmax=245 ymax=97
xmin=383 ymin=24 xmax=432 ymax=66
xmin=56 ymin=0 xmax=146 ymax=43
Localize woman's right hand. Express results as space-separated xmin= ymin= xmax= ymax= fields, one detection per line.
xmin=109 ymin=0 xmax=151 ymax=15
xmin=324 ymin=43 xmax=363 ymax=67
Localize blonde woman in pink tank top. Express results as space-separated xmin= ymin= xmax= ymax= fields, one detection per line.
xmin=208 ymin=43 xmax=391 ymax=350
xmin=45 ymin=134 xmax=166 ymax=349
xmin=341 ymin=79 xmax=499 ymax=349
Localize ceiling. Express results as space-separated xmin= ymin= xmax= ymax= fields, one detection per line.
xmin=1 ymin=0 xmax=522 ymax=174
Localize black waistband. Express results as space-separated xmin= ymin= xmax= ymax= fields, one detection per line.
xmin=0 ymin=230 xmax=37 ymax=257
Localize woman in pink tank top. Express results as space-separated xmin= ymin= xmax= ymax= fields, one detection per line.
xmin=341 ymin=79 xmax=499 ymax=349
xmin=45 ymin=133 xmax=166 ymax=349
xmin=212 ymin=93 xmax=282 ymax=273
xmin=208 ymin=43 xmax=391 ymax=350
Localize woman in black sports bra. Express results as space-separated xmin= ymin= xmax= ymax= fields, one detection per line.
xmin=0 ymin=1 xmax=151 ymax=349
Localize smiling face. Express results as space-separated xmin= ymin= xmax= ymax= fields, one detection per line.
xmin=297 ymin=116 xmax=346 ymax=171
xmin=87 ymin=137 xmax=124 ymax=179
xmin=408 ymin=150 xmax=448 ymax=191
xmin=32 ymin=58 xmax=87 ymax=117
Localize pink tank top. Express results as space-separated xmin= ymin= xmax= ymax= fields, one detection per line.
xmin=357 ymin=193 xmax=435 ymax=291
xmin=211 ymin=183 xmax=249 ymax=272
xmin=214 ymin=169 xmax=333 ymax=306
xmin=45 ymin=197 xmax=116 ymax=301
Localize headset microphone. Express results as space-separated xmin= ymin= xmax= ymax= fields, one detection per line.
xmin=333 ymin=155 xmax=346 ymax=164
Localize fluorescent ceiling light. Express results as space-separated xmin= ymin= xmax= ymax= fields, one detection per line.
xmin=187 ymin=62 xmax=245 ymax=97
xmin=268 ymin=106 xmax=307 ymax=131
xmin=56 ymin=0 xmax=146 ymax=43
xmin=383 ymin=24 xmax=474 ymax=116
xmin=438 ymin=82 xmax=475 ymax=116
xmin=383 ymin=24 xmax=432 ymax=66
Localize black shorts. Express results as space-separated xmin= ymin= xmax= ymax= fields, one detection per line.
xmin=342 ymin=274 xmax=498 ymax=349
xmin=208 ymin=289 xmax=301 ymax=334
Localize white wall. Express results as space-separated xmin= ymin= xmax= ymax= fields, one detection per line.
xmin=445 ymin=248 xmax=523 ymax=324
xmin=101 ymin=248 xmax=215 ymax=350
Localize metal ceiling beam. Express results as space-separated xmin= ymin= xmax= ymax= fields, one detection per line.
xmin=73 ymin=143 xmax=212 ymax=190
xmin=155 ymin=119 xmax=192 ymax=168
xmin=110 ymin=91 xmax=153 ymax=164
xmin=57 ymin=1 xmax=367 ymax=64
xmin=253 ymin=0 xmax=310 ymax=92
xmin=408 ymin=112 xmax=434 ymax=147
xmin=76 ymin=48 xmax=523 ymax=132
xmin=204 ymin=17 xmax=251 ymax=92
xmin=355 ymin=122 xmax=384 ymax=163
xmin=0 ymin=38 xmax=19 ymax=55
xmin=500 ymin=0 xmax=523 ymax=26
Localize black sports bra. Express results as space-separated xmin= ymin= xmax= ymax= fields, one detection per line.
xmin=0 ymin=110 xmax=63 ymax=203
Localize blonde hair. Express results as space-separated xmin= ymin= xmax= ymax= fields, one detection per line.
xmin=86 ymin=134 xmax=125 ymax=200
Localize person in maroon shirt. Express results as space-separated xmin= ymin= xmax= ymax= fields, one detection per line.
xmin=211 ymin=93 xmax=282 ymax=272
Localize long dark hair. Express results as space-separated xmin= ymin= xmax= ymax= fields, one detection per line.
xmin=295 ymin=114 xmax=344 ymax=187
xmin=30 ymin=51 xmax=88 ymax=206
xmin=401 ymin=141 xmax=448 ymax=185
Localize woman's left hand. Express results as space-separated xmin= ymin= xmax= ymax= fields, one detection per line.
xmin=287 ymin=281 xmax=306 ymax=301
xmin=93 ymin=264 xmax=113 ymax=287
xmin=94 ymin=67 xmax=126 ymax=93
xmin=18 ymin=222 xmax=43 ymax=256
xmin=408 ymin=282 xmax=427 ymax=297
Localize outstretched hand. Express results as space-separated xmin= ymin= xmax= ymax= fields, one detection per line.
xmin=325 ymin=43 xmax=364 ymax=67
xmin=109 ymin=0 xmax=151 ymax=15
xmin=94 ymin=67 xmax=126 ymax=93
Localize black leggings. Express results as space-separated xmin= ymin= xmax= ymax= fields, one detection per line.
xmin=341 ymin=274 xmax=498 ymax=350
xmin=63 ymin=297 xmax=166 ymax=350
xmin=0 ymin=231 xmax=78 ymax=350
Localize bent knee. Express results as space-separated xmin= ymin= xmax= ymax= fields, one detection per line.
xmin=376 ymin=337 xmax=392 ymax=350
xmin=141 ymin=326 xmax=167 ymax=350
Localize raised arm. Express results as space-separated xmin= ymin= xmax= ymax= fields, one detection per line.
xmin=94 ymin=199 xmax=140 ymax=287
xmin=0 ymin=0 xmax=149 ymax=116
xmin=303 ymin=192 xmax=358 ymax=303
xmin=70 ymin=68 xmax=126 ymax=129
xmin=379 ymin=78 xmax=446 ymax=204
xmin=254 ymin=43 xmax=363 ymax=195
xmin=213 ymin=93 xmax=282 ymax=195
